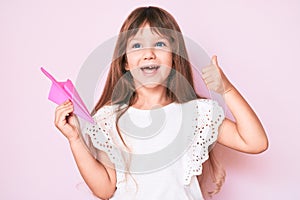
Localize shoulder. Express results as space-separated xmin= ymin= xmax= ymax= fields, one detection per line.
xmin=186 ymin=98 xmax=225 ymax=123
xmin=184 ymin=98 xmax=224 ymax=112
xmin=194 ymin=98 xmax=220 ymax=106
xmin=182 ymin=98 xmax=225 ymax=185
xmin=93 ymin=104 xmax=121 ymax=121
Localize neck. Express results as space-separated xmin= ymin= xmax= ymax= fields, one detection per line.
xmin=133 ymin=85 xmax=172 ymax=109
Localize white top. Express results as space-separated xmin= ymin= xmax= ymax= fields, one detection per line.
xmin=84 ymin=99 xmax=225 ymax=200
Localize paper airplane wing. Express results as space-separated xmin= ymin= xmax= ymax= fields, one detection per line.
xmin=64 ymin=79 xmax=95 ymax=124
xmin=41 ymin=67 xmax=95 ymax=124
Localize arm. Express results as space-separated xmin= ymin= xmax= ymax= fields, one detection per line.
xmin=54 ymin=100 xmax=117 ymax=199
xmin=202 ymin=56 xmax=268 ymax=154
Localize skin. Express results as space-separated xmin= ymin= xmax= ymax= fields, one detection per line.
xmin=55 ymin=103 xmax=117 ymax=199
xmin=125 ymin=24 xmax=173 ymax=109
xmin=202 ymin=56 xmax=268 ymax=153
xmin=54 ymin=25 xmax=268 ymax=198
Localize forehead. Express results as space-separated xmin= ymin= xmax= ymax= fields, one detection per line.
xmin=129 ymin=25 xmax=166 ymax=41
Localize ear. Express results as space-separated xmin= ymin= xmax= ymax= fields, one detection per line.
xmin=124 ymin=55 xmax=129 ymax=71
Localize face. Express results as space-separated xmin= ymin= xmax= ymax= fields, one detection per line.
xmin=125 ymin=24 xmax=173 ymax=89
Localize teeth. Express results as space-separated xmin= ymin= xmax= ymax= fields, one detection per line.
xmin=141 ymin=65 xmax=160 ymax=70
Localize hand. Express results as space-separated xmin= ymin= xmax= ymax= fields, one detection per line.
xmin=54 ymin=100 xmax=80 ymax=142
xmin=201 ymin=55 xmax=233 ymax=94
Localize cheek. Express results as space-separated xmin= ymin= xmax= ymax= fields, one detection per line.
xmin=156 ymin=65 xmax=172 ymax=81
xmin=125 ymin=53 xmax=138 ymax=69
xmin=161 ymin=52 xmax=173 ymax=67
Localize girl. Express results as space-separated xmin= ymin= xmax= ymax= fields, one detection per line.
xmin=54 ymin=6 xmax=268 ymax=200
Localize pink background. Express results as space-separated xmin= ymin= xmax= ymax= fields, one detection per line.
xmin=1 ymin=0 xmax=299 ymax=199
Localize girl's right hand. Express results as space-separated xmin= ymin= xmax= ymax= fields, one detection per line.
xmin=54 ymin=100 xmax=80 ymax=142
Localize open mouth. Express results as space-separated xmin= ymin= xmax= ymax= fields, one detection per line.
xmin=140 ymin=65 xmax=160 ymax=74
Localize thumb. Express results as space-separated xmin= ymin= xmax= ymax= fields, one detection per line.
xmin=211 ymin=55 xmax=218 ymax=66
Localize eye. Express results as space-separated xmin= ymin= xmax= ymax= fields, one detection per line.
xmin=132 ymin=43 xmax=141 ymax=49
xmin=155 ymin=41 xmax=166 ymax=47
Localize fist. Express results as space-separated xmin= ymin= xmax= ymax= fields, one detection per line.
xmin=54 ymin=100 xmax=80 ymax=142
xmin=201 ymin=55 xmax=232 ymax=94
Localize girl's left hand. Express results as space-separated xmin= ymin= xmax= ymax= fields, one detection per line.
xmin=201 ymin=55 xmax=233 ymax=94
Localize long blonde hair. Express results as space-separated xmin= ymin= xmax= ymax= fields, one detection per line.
xmin=92 ymin=6 xmax=225 ymax=196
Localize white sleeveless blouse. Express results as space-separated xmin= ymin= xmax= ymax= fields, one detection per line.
xmin=84 ymin=99 xmax=225 ymax=200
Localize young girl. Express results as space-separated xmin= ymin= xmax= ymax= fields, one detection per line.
xmin=54 ymin=6 xmax=268 ymax=200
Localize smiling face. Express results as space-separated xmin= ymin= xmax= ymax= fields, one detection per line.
xmin=125 ymin=24 xmax=173 ymax=89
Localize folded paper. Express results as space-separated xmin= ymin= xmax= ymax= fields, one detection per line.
xmin=41 ymin=67 xmax=95 ymax=124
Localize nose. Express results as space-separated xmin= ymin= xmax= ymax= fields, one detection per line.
xmin=143 ymin=47 xmax=156 ymax=60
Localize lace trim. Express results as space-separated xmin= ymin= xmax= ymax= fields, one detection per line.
xmin=84 ymin=100 xmax=225 ymax=187
xmin=183 ymin=99 xmax=225 ymax=185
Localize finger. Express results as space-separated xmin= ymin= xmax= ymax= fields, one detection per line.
xmin=55 ymin=112 xmax=73 ymax=130
xmin=56 ymin=100 xmax=71 ymax=110
xmin=55 ymin=105 xmax=74 ymax=124
xmin=55 ymin=112 xmax=70 ymax=126
xmin=206 ymin=82 xmax=215 ymax=91
xmin=63 ymin=99 xmax=71 ymax=104
xmin=202 ymin=65 xmax=213 ymax=74
xmin=204 ymin=78 xmax=216 ymax=87
xmin=201 ymin=70 xmax=214 ymax=79
xmin=211 ymin=55 xmax=218 ymax=66
xmin=203 ymin=76 xmax=216 ymax=84
xmin=206 ymin=82 xmax=218 ymax=91
xmin=201 ymin=68 xmax=220 ymax=79
xmin=60 ymin=107 xmax=74 ymax=119
xmin=55 ymin=101 xmax=72 ymax=112
xmin=55 ymin=104 xmax=73 ymax=118
xmin=208 ymin=81 xmax=224 ymax=91
xmin=67 ymin=114 xmax=80 ymax=128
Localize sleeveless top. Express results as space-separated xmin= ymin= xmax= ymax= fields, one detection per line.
xmin=83 ymin=99 xmax=225 ymax=200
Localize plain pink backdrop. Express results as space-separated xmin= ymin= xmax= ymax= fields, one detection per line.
xmin=1 ymin=0 xmax=299 ymax=199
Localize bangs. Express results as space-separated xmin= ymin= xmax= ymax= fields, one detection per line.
xmin=126 ymin=7 xmax=176 ymax=30
xmin=126 ymin=25 xmax=175 ymax=44
xmin=121 ymin=7 xmax=180 ymax=43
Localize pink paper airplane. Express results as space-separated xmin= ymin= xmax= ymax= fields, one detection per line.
xmin=41 ymin=67 xmax=95 ymax=124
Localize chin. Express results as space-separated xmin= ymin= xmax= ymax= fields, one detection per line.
xmin=135 ymin=81 xmax=167 ymax=90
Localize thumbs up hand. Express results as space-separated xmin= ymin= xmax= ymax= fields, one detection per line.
xmin=201 ymin=55 xmax=233 ymax=94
